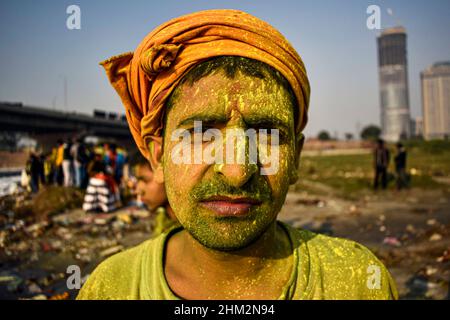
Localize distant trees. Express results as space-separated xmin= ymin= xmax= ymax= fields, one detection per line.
xmin=360 ymin=125 xmax=381 ymax=141
xmin=314 ymin=126 xmax=382 ymax=141
xmin=317 ymin=130 xmax=331 ymax=141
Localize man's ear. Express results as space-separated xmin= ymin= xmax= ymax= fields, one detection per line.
xmin=289 ymin=133 xmax=305 ymax=185
xmin=146 ymin=136 xmax=165 ymax=184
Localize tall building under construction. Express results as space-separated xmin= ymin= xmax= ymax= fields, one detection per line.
xmin=377 ymin=26 xmax=411 ymax=142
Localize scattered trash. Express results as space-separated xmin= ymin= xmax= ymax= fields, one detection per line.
xmin=55 ymin=227 xmax=73 ymax=240
xmin=25 ymin=221 xmax=49 ymax=238
xmin=49 ymin=292 xmax=70 ymax=300
xmin=117 ymin=213 xmax=132 ymax=224
xmin=383 ymin=236 xmax=401 ymax=247
xmin=436 ymin=249 xmax=450 ymax=263
xmin=317 ymin=201 xmax=326 ymax=208
xmin=405 ymin=224 xmax=416 ymax=233
xmin=0 ymin=185 xmax=162 ymax=300
xmin=130 ymin=210 xmax=150 ymax=219
xmin=425 ymin=266 xmax=438 ymax=276
xmin=348 ymin=205 xmax=361 ymax=216
xmin=99 ymin=245 xmax=124 ymax=258
xmin=295 ymin=198 xmax=325 ymax=206
xmin=75 ymin=247 xmax=92 ymax=263
xmin=40 ymin=241 xmax=52 ymax=252
xmin=0 ymin=272 xmax=23 ymax=293
xmin=429 ymin=233 xmax=442 ymax=242
xmin=27 ymin=282 xmax=42 ymax=294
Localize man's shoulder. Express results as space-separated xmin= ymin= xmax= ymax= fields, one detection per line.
xmin=284 ymin=223 xmax=371 ymax=255
xmin=76 ymin=236 xmax=162 ymax=300
xmin=296 ymin=228 xmax=380 ymax=265
xmin=283 ymin=223 xmax=398 ymax=299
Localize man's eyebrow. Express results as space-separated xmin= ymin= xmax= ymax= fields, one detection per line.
xmin=244 ymin=115 xmax=292 ymax=133
xmin=177 ymin=112 xmax=228 ymax=127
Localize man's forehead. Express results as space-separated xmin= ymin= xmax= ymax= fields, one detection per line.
xmin=168 ymin=71 xmax=295 ymax=129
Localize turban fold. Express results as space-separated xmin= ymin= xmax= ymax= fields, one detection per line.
xmin=100 ymin=9 xmax=310 ymax=160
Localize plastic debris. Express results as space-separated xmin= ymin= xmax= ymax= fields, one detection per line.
xmin=383 ymin=236 xmax=401 ymax=247
xmin=429 ymin=233 xmax=442 ymax=242
xmin=99 ymin=245 xmax=124 ymax=258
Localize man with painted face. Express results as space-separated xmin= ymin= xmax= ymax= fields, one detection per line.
xmin=78 ymin=9 xmax=397 ymax=300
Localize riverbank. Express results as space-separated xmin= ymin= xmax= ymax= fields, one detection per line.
xmin=1 ymin=140 xmax=449 ymax=299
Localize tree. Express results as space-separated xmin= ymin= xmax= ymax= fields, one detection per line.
xmin=345 ymin=133 xmax=354 ymax=141
xmin=317 ymin=130 xmax=331 ymax=141
xmin=360 ymin=125 xmax=381 ymax=141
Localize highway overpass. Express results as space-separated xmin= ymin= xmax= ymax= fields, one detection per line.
xmin=0 ymin=102 xmax=134 ymax=149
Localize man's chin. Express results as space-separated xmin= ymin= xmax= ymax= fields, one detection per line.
xmin=197 ymin=238 xmax=255 ymax=252
xmin=185 ymin=221 xmax=271 ymax=252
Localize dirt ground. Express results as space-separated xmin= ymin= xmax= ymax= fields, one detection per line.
xmin=279 ymin=184 xmax=450 ymax=299
xmin=0 ymin=185 xmax=449 ymax=300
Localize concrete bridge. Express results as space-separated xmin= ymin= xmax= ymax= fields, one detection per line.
xmin=0 ymin=102 xmax=134 ymax=150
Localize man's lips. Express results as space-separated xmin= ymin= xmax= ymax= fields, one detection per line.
xmin=199 ymin=195 xmax=262 ymax=217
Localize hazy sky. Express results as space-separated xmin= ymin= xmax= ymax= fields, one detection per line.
xmin=0 ymin=0 xmax=449 ymax=138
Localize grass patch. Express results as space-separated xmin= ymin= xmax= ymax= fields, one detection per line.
xmin=296 ymin=141 xmax=450 ymax=197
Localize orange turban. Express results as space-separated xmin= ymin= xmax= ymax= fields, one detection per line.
xmin=100 ymin=9 xmax=310 ymax=159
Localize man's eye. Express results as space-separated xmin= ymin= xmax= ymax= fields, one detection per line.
xmin=187 ymin=126 xmax=213 ymax=134
xmin=257 ymin=130 xmax=287 ymax=145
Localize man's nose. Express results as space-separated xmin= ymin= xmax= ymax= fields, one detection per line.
xmin=213 ymin=109 xmax=258 ymax=188
xmin=214 ymin=133 xmax=258 ymax=188
xmin=214 ymin=162 xmax=258 ymax=188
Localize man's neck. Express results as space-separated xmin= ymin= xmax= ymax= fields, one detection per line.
xmin=164 ymin=221 xmax=293 ymax=299
xmin=165 ymin=204 xmax=177 ymax=220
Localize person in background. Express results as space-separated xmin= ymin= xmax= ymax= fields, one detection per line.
xmin=131 ymin=152 xmax=178 ymax=237
xmin=71 ymin=138 xmax=89 ymax=188
xmin=43 ymin=152 xmax=54 ymax=185
xmin=26 ymin=151 xmax=41 ymax=193
xmin=373 ymin=139 xmax=390 ymax=190
xmin=54 ymin=140 xmax=64 ymax=185
xmin=62 ymin=138 xmax=73 ymax=187
xmin=394 ymin=142 xmax=408 ymax=190
xmin=117 ymin=146 xmax=129 ymax=184
xmin=38 ymin=153 xmax=46 ymax=186
xmin=83 ymin=153 xmax=121 ymax=213
xmin=104 ymin=143 xmax=126 ymax=185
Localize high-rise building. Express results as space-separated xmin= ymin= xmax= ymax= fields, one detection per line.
xmin=421 ymin=62 xmax=450 ymax=140
xmin=414 ymin=116 xmax=423 ymax=138
xmin=377 ymin=26 xmax=411 ymax=142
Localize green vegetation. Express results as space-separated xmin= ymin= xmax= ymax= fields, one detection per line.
xmin=317 ymin=130 xmax=332 ymax=141
xmin=295 ymin=140 xmax=450 ymax=199
xmin=360 ymin=124 xmax=381 ymax=141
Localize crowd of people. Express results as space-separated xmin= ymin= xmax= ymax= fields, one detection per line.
xmin=25 ymin=139 xmax=129 ymax=212
xmin=373 ymin=139 xmax=409 ymax=190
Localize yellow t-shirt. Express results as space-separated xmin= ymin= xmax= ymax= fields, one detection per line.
xmin=55 ymin=145 xmax=64 ymax=167
xmin=77 ymin=222 xmax=398 ymax=300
